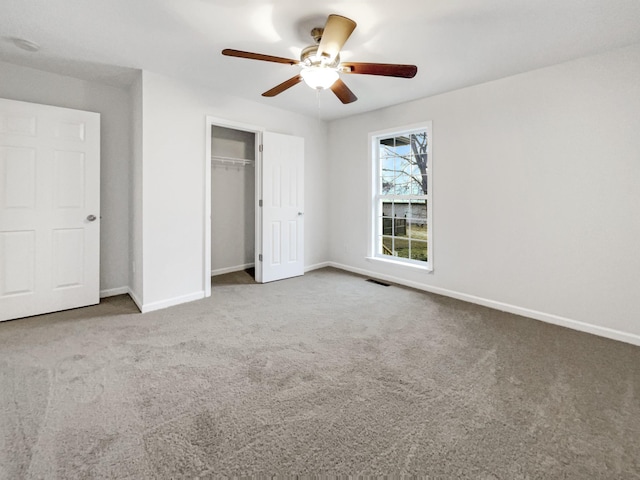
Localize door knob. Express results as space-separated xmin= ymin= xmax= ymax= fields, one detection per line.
xmin=298 ymin=212 xmax=304 ymax=216
xmin=87 ymin=215 xmax=97 ymax=222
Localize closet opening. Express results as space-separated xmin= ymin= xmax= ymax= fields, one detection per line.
xmin=205 ymin=118 xmax=263 ymax=294
xmin=204 ymin=117 xmax=304 ymax=296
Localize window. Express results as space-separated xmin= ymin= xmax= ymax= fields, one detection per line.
xmin=370 ymin=123 xmax=432 ymax=270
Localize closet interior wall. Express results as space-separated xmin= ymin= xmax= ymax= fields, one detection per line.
xmin=211 ymin=125 xmax=256 ymax=275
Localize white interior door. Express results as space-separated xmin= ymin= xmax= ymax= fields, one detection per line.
xmin=0 ymin=98 xmax=100 ymax=321
xmin=260 ymin=131 xmax=304 ymax=283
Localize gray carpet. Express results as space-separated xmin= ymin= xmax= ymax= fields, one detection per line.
xmin=1 ymin=267 xmax=639 ymax=478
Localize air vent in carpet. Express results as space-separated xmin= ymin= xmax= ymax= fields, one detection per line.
xmin=366 ymin=278 xmax=390 ymax=287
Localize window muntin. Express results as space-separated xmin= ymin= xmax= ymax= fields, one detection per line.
xmin=373 ymin=126 xmax=431 ymax=268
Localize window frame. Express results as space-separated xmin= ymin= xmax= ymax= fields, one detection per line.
xmin=367 ymin=122 xmax=433 ymax=272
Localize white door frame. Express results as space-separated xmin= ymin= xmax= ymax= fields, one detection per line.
xmin=204 ymin=116 xmax=264 ymax=297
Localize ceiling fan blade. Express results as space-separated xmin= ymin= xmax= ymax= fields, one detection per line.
xmin=342 ymin=62 xmax=418 ymax=78
xmin=330 ymin=78 xmax=358 ymax=104
xmin=222 ymin=49 xmax=298 ymax=65
xmin=262 ymin=75 xmax=303 ymax=97
xmin=317 ymin=14 xmax=357 ymax=60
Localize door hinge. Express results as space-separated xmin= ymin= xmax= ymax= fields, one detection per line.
xmin=259 ymin=144 xmax=263 ymax=153
xmin=259 ymin=254 xmax=263 ymax=262
xmin=259 ymin=199 xmax=263 ymax=207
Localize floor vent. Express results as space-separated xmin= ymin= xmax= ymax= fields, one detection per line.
xmin=366 ymin=278 xmax=390 ymax=287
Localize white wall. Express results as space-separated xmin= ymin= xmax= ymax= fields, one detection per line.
xmin=211 ymin=126 xmax=255 ymax=274
xmin=0 ymin=61 xmax=132 ymax=295
xmin=327 ymin=44 xmax=640 ymax=343
xmin=138 ymin=71 xmax=328 ymax=309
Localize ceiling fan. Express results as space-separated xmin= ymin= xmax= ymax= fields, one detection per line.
xmin=222 ymin=14 xmax=417 ymax=104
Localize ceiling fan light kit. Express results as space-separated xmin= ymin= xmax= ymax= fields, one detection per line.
xmin=222 ymin=14 xmax=417 ymax=104
xmin=300 ymin=66 xmax=339 ymax=89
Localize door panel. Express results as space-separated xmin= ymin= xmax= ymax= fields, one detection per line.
xmin=260 ymin=132 xmax=304 ymax=283
xmin=0 ymin=112 xmax=37 ymax=136
xmin=271 ymin=222 xmax=281 ymax=265
xmin=54 ymin=120 xmax=85 ymax=141
xmin=0 ymin=98 xmax=100 ymax=321
xmin=288 ymin=220 xmax=298 ymax=262
xmin=52 ymin=228 xmax=84 ymax=288
xmin=2 ymin=146 xmax=36 ymax=208
xmin=0 ymin=230 xmax=35 ymax=296
xmin=54 ymin=150 xmax=85 ymax=208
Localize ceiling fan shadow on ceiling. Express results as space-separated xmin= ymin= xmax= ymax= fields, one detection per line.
xmin=222 ymin=14 xmax=418 ymax=104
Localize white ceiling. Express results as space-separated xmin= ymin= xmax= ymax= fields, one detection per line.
xmin=2 ymin=0 xmax=640 ymax=120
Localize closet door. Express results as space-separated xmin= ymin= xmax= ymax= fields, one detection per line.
xmin=260 ymin=132 xmax=304 ymax=283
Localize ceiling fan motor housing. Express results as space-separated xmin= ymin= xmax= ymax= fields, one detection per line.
xmin=300 ymin=45 xmax=341 ymax=68
xmin=310 ymin=27 xmax=324 ymax=44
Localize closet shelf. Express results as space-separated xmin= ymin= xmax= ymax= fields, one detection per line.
xmin=211 ymin=155 xmax=254 ymax=167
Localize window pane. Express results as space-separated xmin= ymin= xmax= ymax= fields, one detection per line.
xmin=406 ymin=200 xmax=426 ymax=241
xmin=408 ymin=200 xmax=427 ymax=223
xmin=394 ymin=236 xmax=410 ymax=259
xmin=410 ymin=176 xmax=422 ymax=195
xmin=381 ymin=200 xmax=392 ymax=235
xmin=394 ymin=215 xmax=407 ymax=238
xmin=396 ymin=135 xmax=411 ymax=153
xmin=382 ymin=217 xmax=393 ymax=236
xmin=381 ymin=157 xmax=394 ymax=194
xmin=410 ymin=132 xmax=427 ymax=152
xmin=381 ymin=200 xmax=393 ymax=217
xmin=404 ymin=164 xmax=417 ymax=195
xmin=393 ymin=201 xmax=407 ymax=220
xmin=410 ymin=132 xmax=428 ymax=185
xmin=397 ymin=157 xmax=407 ymax=196
xmin=380 ymin=144 xmax=394 ymax=160
xmin=421 ymin=153 xmax=428 ymax=169
xmin=379 ymin=137 xmax=403 ymax=156
xmin=390 ymin=156 xmax=399 ymax=195
xmin=408 ymin=219 xmax=427 ymax=242
xmin=381 ymin=236 xmax=394 ymax=257
xmin=410 ymin=240 xmax=428 ymax=262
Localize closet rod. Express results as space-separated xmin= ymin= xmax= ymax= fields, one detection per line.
xmin=211 ymin=155 xmax=254 ymax=166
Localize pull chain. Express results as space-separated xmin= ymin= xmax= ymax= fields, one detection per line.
xmin=316 ymin=88 xmax=321 ymax=122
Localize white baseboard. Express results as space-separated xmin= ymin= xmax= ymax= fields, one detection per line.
xmin=305 ymin=261 xmax=331 ymax=272
xmin=328 ymin=262 xmax=640 ymax=348
xmin=99 ymin=286 xmax=129 ymax=298
xmin=139 ymin=291 xmax=205 ymax=314
xmin=126 ymin=288 xmax=142 ymax=312
xmin=211 ymin=263 xmax=255 ymax=277
xmin=109 ymin=285 xmax=227 ymax=314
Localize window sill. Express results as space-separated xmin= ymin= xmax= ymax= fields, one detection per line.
xmin=366 ymin=256 xmax=433 ymax=273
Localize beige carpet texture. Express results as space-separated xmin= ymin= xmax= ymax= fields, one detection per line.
xmin=1 ymin=267 xmax=639 ymax=478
